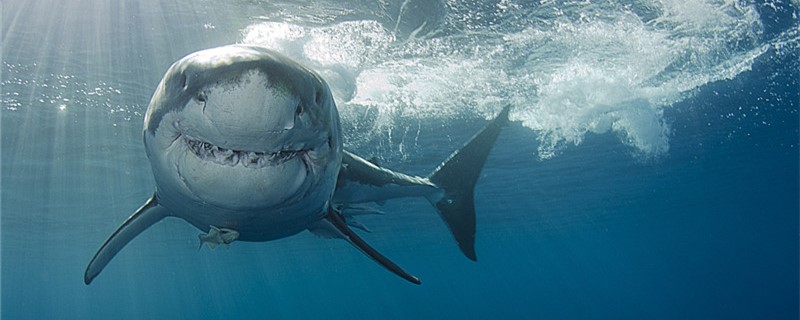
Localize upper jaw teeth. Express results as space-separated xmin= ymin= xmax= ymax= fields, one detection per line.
xmin=184 ymin=137 xmax=304 ymax=168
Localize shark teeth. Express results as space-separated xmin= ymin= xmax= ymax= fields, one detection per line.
xmin=184 ymin=137 xmax=303 ymax=168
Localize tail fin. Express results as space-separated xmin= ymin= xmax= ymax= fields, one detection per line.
xmin=427 ymin=105 xmax=510 ymax=261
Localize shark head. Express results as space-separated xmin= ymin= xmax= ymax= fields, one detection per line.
xmin=143 ymin=45 xmax=342 ymax=217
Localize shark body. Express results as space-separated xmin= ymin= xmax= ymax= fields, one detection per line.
xmin=84 ymin=45 xmax=510 ymax=285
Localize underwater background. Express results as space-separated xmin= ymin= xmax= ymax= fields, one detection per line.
xmin=2 ymin=0 xmax=798 ymax=319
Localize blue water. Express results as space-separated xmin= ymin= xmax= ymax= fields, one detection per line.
xmin=2 ymin=0 xmax=798 ymax=319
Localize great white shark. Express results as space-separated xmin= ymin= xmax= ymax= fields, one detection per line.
xmin=84 ymin=44 xmax=510 ymax=285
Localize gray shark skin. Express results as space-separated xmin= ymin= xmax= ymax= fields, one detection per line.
xmin=84 ymin=44 xmax=510 ymax=286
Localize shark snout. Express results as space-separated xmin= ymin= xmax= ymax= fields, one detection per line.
xmin=205 ymin=98 xmax=298 ymax=135
xmin=195 ymin=69 xmax=304 ymax=138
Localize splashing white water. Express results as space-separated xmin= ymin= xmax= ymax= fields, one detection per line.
xmin=241 ymin=0 xmax=770 ymax=159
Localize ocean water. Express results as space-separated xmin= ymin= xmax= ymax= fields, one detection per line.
xmin=2 ymin=0 xmax=798 ymax=319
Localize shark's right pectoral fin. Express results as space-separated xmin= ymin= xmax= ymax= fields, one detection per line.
xmin=84 ymin=193 xmax=169 ymax=285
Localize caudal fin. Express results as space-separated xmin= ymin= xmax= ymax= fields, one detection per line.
xmin=84 ymin=194 xmax=168 ymax=284
xmin=427 ymin=105 xmax=510 ymax=261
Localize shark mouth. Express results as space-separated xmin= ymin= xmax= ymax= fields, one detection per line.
xmin=184 ymin=137 xmax=307 ymax=169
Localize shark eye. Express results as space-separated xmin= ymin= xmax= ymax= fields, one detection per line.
xmin=195 ymin=92 xmax=207 ymax=103
xmin=295 ymin=102 xmax=303 ymax=115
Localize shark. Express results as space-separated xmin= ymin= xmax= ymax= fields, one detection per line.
xmin=84 ymin=44 xmax=510 ymax=285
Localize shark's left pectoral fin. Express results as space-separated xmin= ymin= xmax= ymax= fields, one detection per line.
xmin=321 ymin=208 xmax=421 ymax=285
xmin=84 ymin=193 xmax=169 ymax=285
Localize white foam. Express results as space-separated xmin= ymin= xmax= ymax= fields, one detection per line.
xmin=241 ymin=0 xmax=771 ymax=159
xmin=241 ymin=21 xmax=393 ymax=102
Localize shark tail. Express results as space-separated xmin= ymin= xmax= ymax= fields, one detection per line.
xmin=84 ymin=193 xmax=168 ymax=285
xmin=427 ymin=105 xmax=510 ymax=261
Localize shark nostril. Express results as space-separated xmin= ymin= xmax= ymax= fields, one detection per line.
xmin=314 ymin=90 xmax=323 ymax=106
xmin=178 ymin=74 xmax=188 ymax=90
xmin=196 ymin=92 xmax=206 ymax=103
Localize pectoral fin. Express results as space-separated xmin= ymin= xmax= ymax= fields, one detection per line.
xmin=324 ymin=208 xmax=421 ymax=285
xmin=84 ymin=193 xmax=169 ymax=285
